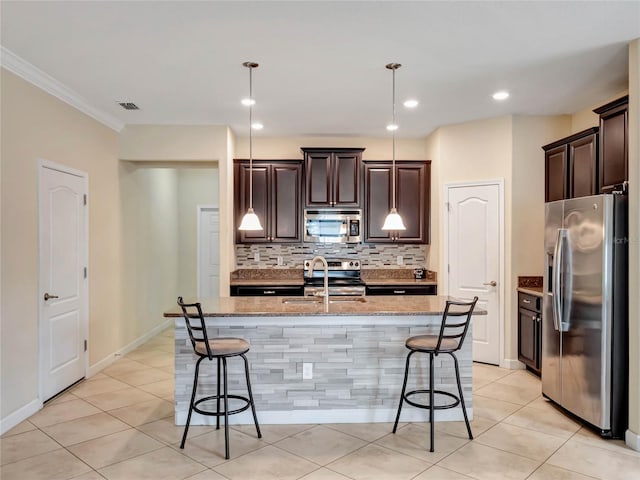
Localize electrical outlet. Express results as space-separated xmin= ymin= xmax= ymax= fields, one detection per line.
xmin=254 ymin=252 xmax=260 ymax=262
xmin=277 ymin=256 xmax=284 ymax=266
xmin=302 ymin=362 xmax=313 ymax=380
xmin=397 ymin=255 xmax=404 ymax=266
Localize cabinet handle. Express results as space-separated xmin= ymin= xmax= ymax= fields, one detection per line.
xmin=394 ymin=290 xmax=406 ymax=294
xmin=523 ymin=299 xmax=531 ymax=304
xmin=263 ymin=290 xmax=276 ymax=295
xmin=536 ymin=316 xmax=541 ymax=323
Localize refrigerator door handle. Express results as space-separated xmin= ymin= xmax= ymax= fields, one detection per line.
xmin=552 ymin=229 xmax=566 ymax=332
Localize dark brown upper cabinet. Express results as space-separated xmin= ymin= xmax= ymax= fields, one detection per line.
xmin=363 ymin=161 xmax=430 ymax=244
xmin=302 ymin=148 xmax=364 ymax=207
xmin=543 ymin=127 xmax=598 ymax=202
xmin=594 ymin=96 xmax=628 ymax=193
xmin=234 ymin=160 xmax=302 ymax=243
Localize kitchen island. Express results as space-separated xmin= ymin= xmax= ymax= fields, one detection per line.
xmin=164 ymin=295 xmax=478 ymax=425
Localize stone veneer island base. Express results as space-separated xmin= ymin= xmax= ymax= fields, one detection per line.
xmin=164 ymin=295 xmax=477 ymax=425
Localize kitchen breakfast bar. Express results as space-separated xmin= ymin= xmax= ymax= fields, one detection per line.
xmin=164 ymin=296 xmax=478 ymax=426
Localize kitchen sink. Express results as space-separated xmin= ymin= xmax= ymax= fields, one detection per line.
xmin=281 ymin=296 xmax=366 ymax=304
xmin=329 ymin=296 xmax=366 ymax=303
xmin=282 ymin=297 xmax=322 ymax=304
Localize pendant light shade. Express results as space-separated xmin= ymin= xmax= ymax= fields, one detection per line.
xmin=382 ymin=62 xmax=406 ymax=231
xmin=238 ymin=61 xmax=263 ymax=232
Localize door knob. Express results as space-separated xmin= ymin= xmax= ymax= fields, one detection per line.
xmin=44 ymin=293 xmax=59 ymax=301
xmin=483 ymin=281 xmax=497 ymax=287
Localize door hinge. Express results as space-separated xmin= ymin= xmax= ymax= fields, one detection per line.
xmin=446 ymin=202 xmax=451 ymax=212
xmin=83 ymin=194 xmax=87 ymax=205
xmin=84 ymin=339 xmax=87 ymax=352
xmin=448 ymin=264 xmax=450 ymax=273
xmin=84 ymin=267 xmax=87 ymax=279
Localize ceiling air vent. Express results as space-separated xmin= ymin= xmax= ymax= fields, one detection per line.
xmin=118 ymin=102 xmax=139 ymax=110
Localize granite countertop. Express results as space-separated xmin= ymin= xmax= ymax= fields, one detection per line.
xmin=517 ymin=275 xmax=543 ymax=297
xmin=517 ymin=286 xmax=543 ymax=297
xmin=165 ymin=295 xmax=483 ymax=317
xmin=230 ymin=278 xmax=305 ymax=286
xmin=230 ymin=268 xmax=438 ymax=287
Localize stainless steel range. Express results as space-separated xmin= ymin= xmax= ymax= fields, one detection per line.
xmin=303 ymin=258 xmax=365 ymax=297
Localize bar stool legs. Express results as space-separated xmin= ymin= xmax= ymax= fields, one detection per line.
xmin=180 ymin=353 xmax=261 ymax=460
xmin=181 ymin=356 xmax=204 ymax=449
xmin=393 ymin=351 xmax=472 ymax=452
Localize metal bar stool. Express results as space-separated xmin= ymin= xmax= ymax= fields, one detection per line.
xmin=177 ymin=297 xmax=261 ymax=459
xmin=392 ymin=296 xmax=478 ymax=452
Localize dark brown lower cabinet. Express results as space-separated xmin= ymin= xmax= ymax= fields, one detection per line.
xmin=517 ymin=292 xmax=541 ymax=376
xmin=363 ymin=161 xmax=430 ymax=243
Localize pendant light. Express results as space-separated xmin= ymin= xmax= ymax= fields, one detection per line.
xmin=382 ymin=62 xmax=406 ymax=231
xmin=238 ymin=61 xmax=263 ymax=231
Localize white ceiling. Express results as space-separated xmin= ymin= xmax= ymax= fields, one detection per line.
xmin=1 ymin=1 xmax=639 ymax=138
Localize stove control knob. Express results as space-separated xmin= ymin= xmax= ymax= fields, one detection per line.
xmin=354 ymin=261 xmax=359 ymax=267
xmin=349 ymin=261 xmax=354 ymax=266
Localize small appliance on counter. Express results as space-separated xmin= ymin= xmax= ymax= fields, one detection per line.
xmin=413 ymin=268 xmax=426 ymax=279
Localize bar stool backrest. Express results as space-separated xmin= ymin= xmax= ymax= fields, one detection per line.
xmin=177 ymin=296 xmax=213 ymax=359
xmin=435 ymin=296 xmax=479 ymax=353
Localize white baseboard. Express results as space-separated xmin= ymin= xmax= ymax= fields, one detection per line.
xmin=500 ymin=358 xmax=525 ymax=370
xmin=0 ymin=398 xmax=42 ymax=436
xmin=626 ymin=428 xmax=640 ymax=452
xmin=176 ymin=407 xmax=473 ymax=426
xmin=87 ymin=318 xmax=173 ymax=377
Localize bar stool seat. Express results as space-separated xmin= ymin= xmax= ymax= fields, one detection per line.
xmin=194 ymin=338 xmax=249 ymax=356
xmin=177 ymin=297 xmax=261 ymax=459
xmin=393 ymin=297 xmax=478 ymax=452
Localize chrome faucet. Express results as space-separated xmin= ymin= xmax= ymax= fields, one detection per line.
xmin=307 ymin=255 xmax=329 ymax=308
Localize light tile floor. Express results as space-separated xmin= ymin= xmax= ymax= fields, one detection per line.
xmin=2 ymin=327 xmax=640 ymax=480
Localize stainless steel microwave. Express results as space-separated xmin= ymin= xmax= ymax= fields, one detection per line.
xmin=303 ymin=209 xmax=362 ymax=243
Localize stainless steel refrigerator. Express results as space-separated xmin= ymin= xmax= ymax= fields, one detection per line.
xmin=542 ymin=193 xmax=628 ymax=438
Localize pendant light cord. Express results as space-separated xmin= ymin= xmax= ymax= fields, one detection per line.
xmin=248 ymin=64 xmax=254 ymax=210
xmin=391 ymin=65 xmax=396 ymax=210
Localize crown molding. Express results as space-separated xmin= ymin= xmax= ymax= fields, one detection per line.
xmin=1 ymin=46 xmax=124 ymax=132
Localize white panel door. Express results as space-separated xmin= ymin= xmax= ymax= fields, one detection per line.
xmin=198 ymin=207 xmax=220 ymax=298
xmin=447 ymin=183 xmax=501 ymax=365
xmin=39 ymin=164 xmax=87 ymax=401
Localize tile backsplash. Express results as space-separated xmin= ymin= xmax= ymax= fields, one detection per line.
xmin=235 ymin=243 xmax=427 ymax=269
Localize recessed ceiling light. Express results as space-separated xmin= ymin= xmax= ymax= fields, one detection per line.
xmin=403 ymin=99 xmax=419 ymax=108
xmin=386 ymin=124 xmax=399 ymax=131
xmin=492 ymin=91 xmax=509 ymax=101
xmin=251 ymin=122 xmax=263 ymax=130
xmin=241 ymin=98 xmax=255 ymax=106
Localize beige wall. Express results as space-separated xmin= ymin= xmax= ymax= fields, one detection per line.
xmin=571 ymin=90 xmax=629 ymax=134
xmin=118 ymin=125 xmax=232 ymax=297
xmin=120 ymin=164 xmax=180 ymax=344
xmin=627 ymin=38 xmax=640 ymax=449
xmin=234 ymin=136 xmax=429 ymax=161
xmin=427 ymin=115 xmax=572 ymax=363
xmin=1 ymin=69 xmax=121 ymax=417
xmin=177 ymin=166 xmax=219 ymax=297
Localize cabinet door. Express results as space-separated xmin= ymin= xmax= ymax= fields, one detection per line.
xmin=396 ymin=163 xmax=429 ymax=243
xmin=545 ymin=145 xmax=567 ymax=202
xmin=518 ymin=307 xmax=538 ymax=370
xmin=271 ymin=163 xmax=302 ymax=242
xmin=363 ymin=163 xmax=393 ymax=242
xmin=569 ymin=133 xmax=598 ymax=198
xmin=237 ymin=164 xmax=270 ymax=243
xmin=333 ymin=152 xmax=361 ymax=206
xmin=598 ymin=103 xmax=628 ymax=193
xmin=305 ymin=151 xmax=332 ymax=206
